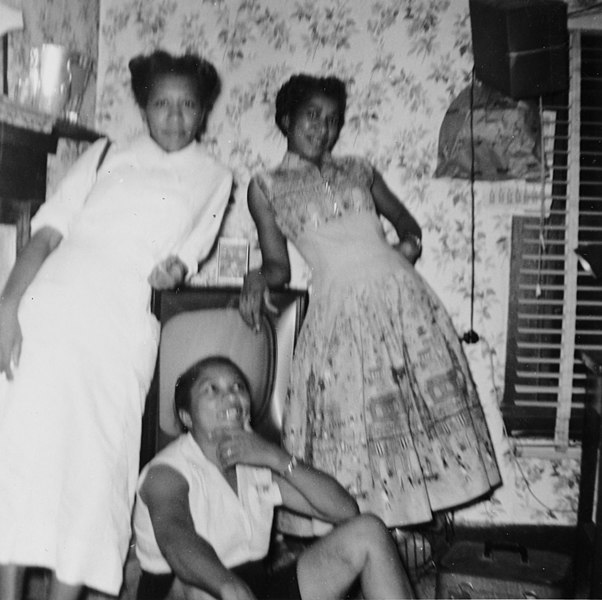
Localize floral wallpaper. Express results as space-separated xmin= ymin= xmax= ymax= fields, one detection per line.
xmin=92 ymin=0 xmax=581 ymax=526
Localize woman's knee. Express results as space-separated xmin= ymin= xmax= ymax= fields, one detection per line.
xmin=342 ymin=513 xmax=394 ymax=555
xmin=349 ymin=513 xmax=390 ymax=538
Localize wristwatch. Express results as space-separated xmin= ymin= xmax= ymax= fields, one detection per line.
xmin=281 ymin=455 xmax=299 ymax=478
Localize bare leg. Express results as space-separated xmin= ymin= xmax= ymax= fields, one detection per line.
xmin=47 ymin=573 xmax=83 ymax=600
xmin=296 ymin=514 xmax=416 ymax=600
xmin=0 ymin=564 xmax=26 ymax=600
xmin=181 ymin=581 xmax=212 ymax=599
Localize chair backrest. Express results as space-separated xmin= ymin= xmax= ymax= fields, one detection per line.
xmin=140 ymin=287 xmax=307 ymax=467
xmin=158 ymin=307 xmax=273 ymax=440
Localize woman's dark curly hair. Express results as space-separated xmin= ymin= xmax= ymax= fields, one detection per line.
xmin=128 ymin=49 xmax=220 ymax=113
xmin=174 ymin=355 xmax=252 ymax=431
xmin=275 ymin=74 xmax=347 ymax=136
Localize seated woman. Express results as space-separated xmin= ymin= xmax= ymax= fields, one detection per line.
xmin=133 ymin=355 xmax=415 ymax=600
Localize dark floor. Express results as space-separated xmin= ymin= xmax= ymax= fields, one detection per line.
xmin=26 ymin=523 xmax=585 ymax=600
xmin=25 ymin=529 xmax=439 ymax=599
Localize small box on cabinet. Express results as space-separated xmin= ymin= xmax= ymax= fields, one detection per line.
xmin=216 ymin=237 xmax=249 ymax=286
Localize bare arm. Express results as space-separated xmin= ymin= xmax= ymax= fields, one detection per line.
xmin=248 ymin=178 xmax=290 ymax=287
xmin=140 ymin=465 xmax=256 ymax=600
xmin=240 ymin=178 xmax=291 ymax=330
xmin=274 ymin=462 xmax=359 ymax=523
xmin=371 ymin=169 xmax=422 ymax=263
xmin=218 ymin=430 xmax=359 ymax=524
xmin=0 ymin=226 xmax=63 ymax=378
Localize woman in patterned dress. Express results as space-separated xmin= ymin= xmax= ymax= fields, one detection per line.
xmin=239 ymin=74 xmax=501 ymax=537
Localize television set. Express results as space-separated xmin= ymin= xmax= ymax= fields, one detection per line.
xmin=140 ymin=286 xmax=308 ymax=467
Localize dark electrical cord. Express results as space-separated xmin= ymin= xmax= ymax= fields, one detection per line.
xmin=2 ymin=36 xmax=8 ymax=95
xmin=463 ymin=67 xmax=479 ymax=345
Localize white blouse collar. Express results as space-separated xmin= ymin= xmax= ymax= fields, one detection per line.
xmin=181 ymin=431 xmax=208 ymax=461
xmin=133 ymin=135 xmax=202 ymax=162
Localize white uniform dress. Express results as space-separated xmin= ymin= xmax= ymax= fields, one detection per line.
xmin=0 ymin=136 xmax=232 ymax=595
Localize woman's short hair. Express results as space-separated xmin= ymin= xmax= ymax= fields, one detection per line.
xmin=128 ymin=49 xmax=220 ymax=111
xmin=174 ymin=355 xmax=252 ymax=430
xmin=275 ymin=73 xmax=347 ymax=135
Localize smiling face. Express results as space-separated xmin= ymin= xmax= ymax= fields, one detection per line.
xmin=284 ymin=92 xmax=341 ymax=167
xmin=142 ymin=73 xmax=206 ymax=152
xmin=179 ymin=361 xmax=252 ymax=445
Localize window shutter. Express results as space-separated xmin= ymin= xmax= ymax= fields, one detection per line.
xmin=502 ymin=31 xmax=602 ymax=449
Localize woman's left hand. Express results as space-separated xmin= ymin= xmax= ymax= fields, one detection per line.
xmin=217 ymin=429 xmax=284 ymax=472
xmin=239 ymin=270 xmax=278 ymax=332
xmin=148 ymin=255 xmax=188 ymax=289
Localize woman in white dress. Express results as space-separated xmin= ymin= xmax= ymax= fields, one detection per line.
xmin=0 ymin=50 xmax=233 ymax=600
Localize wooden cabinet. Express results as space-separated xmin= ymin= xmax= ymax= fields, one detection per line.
xmin=0 ymin=117 xmax=101 ymax=288
xmin=0 ymin=121 xmax=58 ymax=255
xmin=0 ymin=120 xmax=58 ymax=290
xmin=0 ymin=121 xmax=57 ymax=202
xmin=0 ymin=118 xmax=102 ymax=219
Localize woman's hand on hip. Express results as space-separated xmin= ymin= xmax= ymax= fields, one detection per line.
xmin=397 ymin=241 xmax=419 ymax=265
xmin=0 ymin=300 xmax=22 ymax=380
xmin=148 ymin=255 xmax=188 ymax=289
xmin=395 ymin=233 xmax=422 ymax=266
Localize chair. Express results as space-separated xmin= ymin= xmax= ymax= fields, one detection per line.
xmin=140 ymin=286 xmax=307 ymax=465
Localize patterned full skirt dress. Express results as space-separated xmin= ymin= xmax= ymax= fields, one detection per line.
xmin=257 ymin=151 xmax=502 ymax=534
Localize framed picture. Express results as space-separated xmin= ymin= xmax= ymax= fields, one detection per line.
xmin=216 ymin=237 xmax=249 ymax=285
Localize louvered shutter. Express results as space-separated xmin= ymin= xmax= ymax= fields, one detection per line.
xmin=502 ymin=30 xmax=602 ymax=450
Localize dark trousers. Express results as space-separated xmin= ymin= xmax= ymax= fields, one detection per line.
xmin=136 ymin=559 xmax=301 ymax=600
